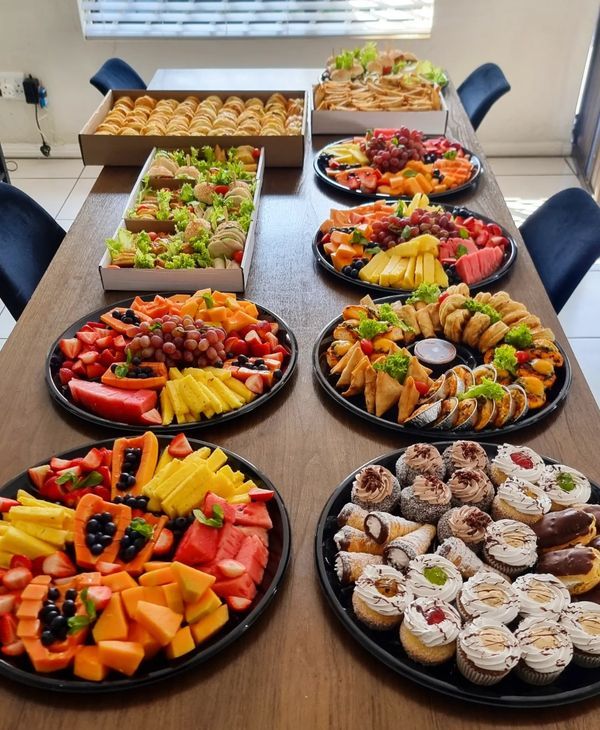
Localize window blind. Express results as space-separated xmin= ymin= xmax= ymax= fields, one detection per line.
xmin=78 ymin=0 xmax=434 ymax=39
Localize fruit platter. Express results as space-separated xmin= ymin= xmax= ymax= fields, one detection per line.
xmin=316 ymin=441 xmax=600 ymax=707
xmin=313 ymin=284 xmax=571 ymax=437
xmin=46 ymin=290 xmax=297 ymax=431
xmin=0 ymin=433 xmax=290 ymax=691
xmin=314 ymin=128 xmax=481 ymax=200
xmin=313 ymin=194 xmax=516 ymax=293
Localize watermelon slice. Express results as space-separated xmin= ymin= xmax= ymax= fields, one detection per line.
xmin=454 ymin=246 xmax=504 ymax=285
xmin=174 ymin=521 xmax=218 ymax=565
xmin=235 ymin=535 xmax=268 ymax=585
xmin=203 ymin=493 xmax=237 ymax=523
xmin=234 ymin=502 xmax=273 ymax=530
xmin=439 ymin=237 xmax=478 ymax=261
xmin=236 ymin=526 xmax=269 ymax=548
xmin=68 ymin=380 xmax=157 ymax=424
xmin=212 ymin=573 xmax=257 ymax=601
xmin=214 ymin=523 xmax=245 ymax=562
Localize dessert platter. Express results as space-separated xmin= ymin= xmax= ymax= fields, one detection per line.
xmin=0 ymin=433 xmax=290 ymax=691
xmin=315 ymin=440 xmax=600 ymax=707
xmin=313 ymin=194 xmax=516 ymax=293
xmin=46 ymin=290 xmax=297 ymax=431
xmin=314 ymin=128 xmax=481 ymax=200
xmin=313 ymin=284 xmax=571 ymax=437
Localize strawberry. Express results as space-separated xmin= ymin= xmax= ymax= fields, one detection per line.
xmin=224 ymin=337 xmax=248 ymax=357
xmin=248 ymin=487 xmax=275 ymax=502
xmin=96 ymin=561 xmax=121 ymax=575
xmin=50 ymin=457 xmax=82 ymax=471
xmin=214 ymin=184 xmax=229 ymax=195
xmin=0 ymin=615 xmax=18 ymax=646
xmin=226 ymin=596 xmax=252 ymax=612
xmin=0 ymin=496 xmax=20 ymax=512
xmin=1 ymin=640 xmax=25 ymax=656
xmin=232 ymin=250 xmax=244 ymax=264
xmin=58 ymin=338 xmax=82 ymax=359
xmin=9 ymin=555 xmax=32 ymax=571
xmin=76 ymin=330 xmax=99 ymax=346
xmin=42 ymin=551 xmax=76 ymax=579
xmin=95 ymin=335 xmax=114 ymax=349
xmin=217 ymin=559 xmax=246 ymax=578
xmin=80 ymin=447 xmax=104 ymax=471
xmin=249 ymin=340 xmax=271 ymax=358
xmin=100 ymin=448 xmax=113 ymax=467
xmin=2 ymin=568 xmax=32 ymax=591
xmin=31 ymin=557 xmax=46 ymax=576
xmin=85 ymin=585 xmax=112 ymax=612
xmin=245 ymin=374 xmax=264 ymax=395
xmin=79 ymin=351 xmax=99 ymax=365
xmin=71 ymin=360 xmax=86 ymax=377
xmin=0 ymin=594 xmax=16 ymax=615
xmin=86 ymin=363 xmax=106 ymax=379
xmin=99 ymin=348 xmax=118 ymax=367
xmin=140 ymin=409 xmax=162 ymax=425
xmin=152 ymin=528 xmax=174 ymax=557
xmin=510 ymin=452 xmax=534 ymax=469
xmin=168 ymin=433 xmax=193 ymax=458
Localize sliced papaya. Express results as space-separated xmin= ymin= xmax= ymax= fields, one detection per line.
xmin=92 ymin=593 xmax=129 ymax=642
xmin=165 ymin=626 xmax=195 ymax=659
xmin=190 ymin=603 xmax=229 ymax=645
xmin=102 ymin=362 xmax=167 ymax=391
xmin=74 ymin=494 xmax=131 ymax=568
xmin=127 ymin=621 xmax=162 ymax=659
xmin=100 ymin=308 xmax=152 ymax=334
xmin=74 ymin=646 xmax=109 ymax=682
xmin=110 ymin=431 xmax=159 ymax=499
xmin=101 ymin=570 xmax=137 ymax=593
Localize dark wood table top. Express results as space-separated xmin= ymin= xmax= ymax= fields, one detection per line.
xmin=0 ymin=75 xmax=599 ymax=728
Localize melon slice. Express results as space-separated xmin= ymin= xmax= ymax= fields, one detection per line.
xmin=134 ymin=600 xmax=182 ymax=646
xmin=185 ymin=589 xmax=221 ymax=624
xmin=92 ymin=593 xmax=129 ymax=642
xmin=128 ymin=621 xmax=162 ymax=660
xmin=171 ymin=561 xmax=215 ymax=603
xmin=162 ymin=582 xmax=185 ymax=615
xmin=74 ymin=646 xmax=109 ymax=682
xmin=165 ymin=626 xmax=195 ymax=659
xmin=190 ymin=603 xmax=229 ymax=645
xmin=139 ymin=566 xmax=175 ymax=587
xmin=121 ymin=585 xmax=166 ymax=619
xmin=100 ymin=571 xmax=137 ymax=593
xmin=98 ymin=640 xmax=144 ymax=676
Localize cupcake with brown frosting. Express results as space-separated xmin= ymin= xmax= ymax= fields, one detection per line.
xmin=448 ymin=468 xmax=494 ymax=512
xmin=400 ymin=475 xmax=452 ymax=524
xmin=351 ymin=464 xmax=401 ymax=512
xmin=442 ymin=441 xmax=490 ymax=476
xmin=437 ymin=505 xmax=492 ymax=552
xmin=395 ymin=443 xmax=445 ymax=487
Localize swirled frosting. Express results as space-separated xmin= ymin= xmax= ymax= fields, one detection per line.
xmin=459 ymin=571 xmax=519 ymax=624
xmin=538 ymin=465 xmax=591 ymax=506
xmin=496 ymin=477 xmax=552 ymax=517
xmin=458 ymin=619 xmax=521 ymax=672
xmin=403 ymin=443 xmax=444 ymax=475
xmin=512 ymin=573 xmax=571 ymax=619
xmin=560 ymin=602 xmax=600 ymax=656
xmin=448 ymin=468 xmax=493 ymax=504
xmin=484 ymin=519 xmax=538 ymax=568
xmin=354 ymin=564 xmax=411 ymax=617
xmin=447 ymin=506 xmax=492 ymax=544
xmin=352 ymin=465 xmax=396 ymax=506
xmin=403 ymin=597 xmax=462 ymax=647
xmin=444 ymin=441 xmax=489 ymax=472
xmin=412 ymin=475 xmax=451 ymax=506
xmin=406 ymin=554 xmax=463 ymax=602
xmin=515 ymin=616 xmax=573 ymax=673
xmin=491 ymin=444 xmax=545 ymax=483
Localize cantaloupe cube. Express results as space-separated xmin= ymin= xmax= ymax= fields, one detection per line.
xmin=98 ymin=641 xmax=144 ymax=677
xmin=139 ymin=566 xmax=175 ymax=587
xmin=77 ymin=572 xmax=102 ymax=587
xmin=190 ymin=604 xmax=229 ymax=645
xmin=92 ymin=593 xmax=129 ymax=642
xmin=185 ymin=589 xmax=221 ymax=624
xmin=121 ymin=586 xmax=166 ymax=619
xmin=101 ymin=571 xmax=137 ymax=593
xmin=162 ymin=582 xmax=184 ymax=615
xmin=134 ymin=600 xmax=182 ymax=646
xmin=143 ymin=561 xmax=171 ymax=572
xmin=128 ymin=621 xmax=162 ymax=660
xmin=74 ymin=646 xmax=109 ymax=682
xmin=165 ymin=626 xmax=195 ymax=659
xmin=171 ymin=561 xmax=215 ymax=603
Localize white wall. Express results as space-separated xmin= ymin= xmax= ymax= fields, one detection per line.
xmin=0 ymin=0 xmax=596 ymax=156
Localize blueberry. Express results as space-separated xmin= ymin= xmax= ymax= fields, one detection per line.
xmin=41 ymin=630 xmax=54 ymax=646
xmin=132 ymin=357 xmax=141 ymax=366
xmin=273 ymin=369 xmax=283 ymax=381
xmin=47 ymin=587 xmax=60 ymax=602
xmin=116 ymin=481 xmax=129 ymax=492
xmin=126 ymin=309 xmax=135 ymax=317
xmin=86 ymin=519 xmax=100 ymax=534
xmin=62 ymin=600 xmax=76 ymax=618
xmin=254 ymin=359 xmax=264 ymax=368
xmin=113 ymin=496 xmax=123 ymax=504
xmin=100 ymin=511 xmax=112 ymax=524
xmin=112 ymin=310 xmax=122 ymax=320
xmin=135 ymin=498 xmax=147 ymax=511
xmin=100 ymin=534 xmax=113 ymax=547
xmin=43 ymin=609 xmax=59 ymax=625
xmin=133 ymin=536 xmax=145 ymax=550
xmin=104 ymin=522 xmax=116 ymax=536
xmin=123 ymin=545 xmax=137 ymax=562
xmin=175 ymin=517 xmax=187 ymax=530
xmin=65 ymin=589 xmax=77 ymax=601
xmin=85 ymin=533 xmax=97 ymax=548
xmin=349 ymin=268 xmax=359 ymax=279
xmin=238 ymin=354 xmax=248 ymax=364
xmin=342 ymin=265 xmax=352 ymax=276
xmin=121 ymin=534 xmax=131 ymax=549
xmin=354 ymin=260 xmax=365 ymax=270
xmin=127 ymin=474 xmax=137 ymax=487
xmin=43 ymin=599 xmax=56 ymax=608
xmin=91 ymin=543 xmax=104 ymax=556
xmin=125 ymin=496 xmax=137 ymax=508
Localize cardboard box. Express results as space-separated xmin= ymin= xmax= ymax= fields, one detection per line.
xmin=79 ymin=89 xmax=307 ymax=167
xmin=99 ymin=147 xmax=263 ymax=293
xmin=311 ymin=85 xmax=448 ymax=135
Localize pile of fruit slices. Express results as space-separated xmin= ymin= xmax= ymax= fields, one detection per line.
xmin=0 ymin=433 xmax=277 ymax=680
xmin=53 ymin=289 xmax=291 ymax=426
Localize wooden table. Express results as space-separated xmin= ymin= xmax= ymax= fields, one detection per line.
xmin=0 ymin=70 xmax=599 ymax=729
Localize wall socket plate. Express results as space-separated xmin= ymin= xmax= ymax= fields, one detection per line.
xmin=0 ymin=72 xmax=25 ymax=100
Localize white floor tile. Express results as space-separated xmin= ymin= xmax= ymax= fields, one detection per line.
xmin=569 ymin=338 xmax=600 ymax=406
xmin=559 ymin=271 xmax=600 ymax=338
xmin=81 ymin=165 xmax=103 ymax=179
xmin=0 ymin=308 xmax=16 ymax=339
xmin=488 ymin=157 xmax=573 ymax=176
xmin=9 ymin=158 xmax=83 ymax=179
xmin=55 ymin=219 xmax=74 ymax=232
xmin=56 ymin=177 xmax=96 ymax=220
xmin=496 ymin=174 xmax=581 ymax=200
xmin=12 ymin=178 xmax=76 ymax=218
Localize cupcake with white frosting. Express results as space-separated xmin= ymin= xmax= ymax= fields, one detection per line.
xmin=351 ymin=465 xmax=401 ymax=512
xmin=482 ymin=519 xmax=538 ymax=577
xmin=512 ymin=573 xmax=571 ymax=620
xmin=447 ymin=468 xmax=494 ymax=512
xmin=406 ymin=554 xmax=463 ymax=602
xmin=399 ymin=597 xmax=462 ymax=665
xmin=560 ymin=602 xmax=600 ymax=668
xmin=490 ymin=444 xmax=545 ymax=486
xmin=491 ymin=477 xmax=552 ymax=525
xmin=538 ymin=464 xmax=591 ymax=511
xmin=456 ymin=618 xmax=521 ymax=685
xmin=442 ymin=441 xmax=490 ymax=476
xmin=351 ymin=564 xmax=411 ymax=631
xmin=456 ymin=571 xmax=519 ymax=625
xmin=514 ymin=616 xmax=573 ymax=685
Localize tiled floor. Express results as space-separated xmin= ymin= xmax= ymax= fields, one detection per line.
xmin=1 ymin=155 xmax=598 ymax=403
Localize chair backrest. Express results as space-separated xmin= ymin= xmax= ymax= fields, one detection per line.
xmin=0 ymin=184 xmax=65 ymax=320
xmin=519 ymin=188 xmax=600 ymax=313
xmin=457 ymin=63 xmax=511 ymax=131
xmin=90 ymin=58 xmax=146 ymax=96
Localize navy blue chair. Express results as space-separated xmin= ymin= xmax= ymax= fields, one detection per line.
xmin=519 ymin=188 xmax=600 ymax=313
xmin=90 ymin=58 xmax=146 ymax=96
xmin=0 ymin=184 xmax=65 ymax=320
xmin=457 ymin=63 xmax=511 ymax=131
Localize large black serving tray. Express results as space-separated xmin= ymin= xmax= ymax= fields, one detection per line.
xmin=315 ymin=442 xmax=600 ymax=708
xmin=0 ymin=435 xmax=291 ymax=692
xmin=46 ymin=295 xmax=298 ymax=433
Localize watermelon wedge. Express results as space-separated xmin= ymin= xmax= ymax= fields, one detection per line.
xmin=234 ymin=502 xmax=273 ymax=530
xmin=212 ymin=573 xmax=257 ymax=601
xmin=439 ymin=237 xmax=478 ymax=260
xmin=174 ymin=521 xmax=218 ymax=565
xmin=214 ymin=523 xmax=245 ymax=561
xmin=454 ymin=246 xmax=504 ymax=285
xmin=68 ymin=380 xmax=157 ymax=424
xmin=235 ymin=535 xmax=268 ymax=585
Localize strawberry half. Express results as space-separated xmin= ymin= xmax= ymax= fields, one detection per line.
xmin=217 ymin=559 xmax=246 ymax=578
xmin=0 ymin=594 xmax=16 ymax=615
xmin=42 ymin=551 xmax=76 ymax=579
xmin=152 ymin=528 xmax=174 ymax=557
xmin=85 ymin=585 xmax=112 ymax=613
xmin=2 ymin=567 xmax=32 ymax=591
xmin=168 ymin=433 xmax=193 ymax=458
xmin=1 ymin=640 xmax=25 ymax=657
xmin=226 ymin=596 xmax=252 ymax=612
xmin=0 ymin=615 xmax=18 ymax=645
xmin=0 ymin=497 xmax=20 ymax=513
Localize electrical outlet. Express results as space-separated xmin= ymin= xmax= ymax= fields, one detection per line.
xmin=0 ymin=72 xmax=25 ymax=101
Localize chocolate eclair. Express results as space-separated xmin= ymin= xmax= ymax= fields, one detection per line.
xmin=537 ymin=546 xmax=600 ymax=595
xmin=532 ymin=508 xmax=596 ymax=552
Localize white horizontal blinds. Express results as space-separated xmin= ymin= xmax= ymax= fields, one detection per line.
xmin=79 ymin=0 xmax=434 ymax=38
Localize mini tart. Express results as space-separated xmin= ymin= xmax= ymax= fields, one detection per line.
xmin=351 ymin=465 xmax=401 ymax=512
xmin=447 ymin=468 xmax=494 ymax=512
xmin=400 ymin=475 xmax=451 ymax=524
xmin=437 ymin=505 xmax=492 ymax=551
xmin=491 ymin=477 xmax=552 ymax=526
xmin=560 ymin=601 xmax=600 ymax=667
xmin=406 ymin=554 xmax=463 ymax=602
xmin=512 ymin=573 xmax=571 ymax=619
xmin=399 ymin=597 xmax=462 ymax=666
xmin=395 ymin=443 xmax=445 ymax=487
xmin=514 ymin=616 xmax=573 ymax=685
xmin=538 ymin=464 xmax=591 ymax=510
xmin=456 ymin=619 xmax=521 ymax=686
xmin=490 ymin=444 xmax=545 ymax=486
xmin=531 ymin=508 xmax=596 ymax=552
xmin=352 ymin=564 xmax=412 ymax=631
xmin=456 ymin=570 xmax=519 ymax=624
xmin=442 ymin=441 xmax=490 ymax=476
xmin=482 ymin=519 xmax=538 ymax=577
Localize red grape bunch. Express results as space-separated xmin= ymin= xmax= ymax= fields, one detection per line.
xmin=363 ymin=128 xmax=426 ymax=174
xmin=370 ymin=208 xmax=460 ymax=250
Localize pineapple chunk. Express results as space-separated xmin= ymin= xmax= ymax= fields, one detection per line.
xmin=0 ymin=526 xmax=55 ymax=558
xmin=223 ymin=377 xmax=254 ymax=403
xmin=10 ymin=521 xmax=70 ymax=548
xmin=6 ymin=506 xmax=66 ymax=527
xmin=206 ymin=448 xmax=227 ymax=472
